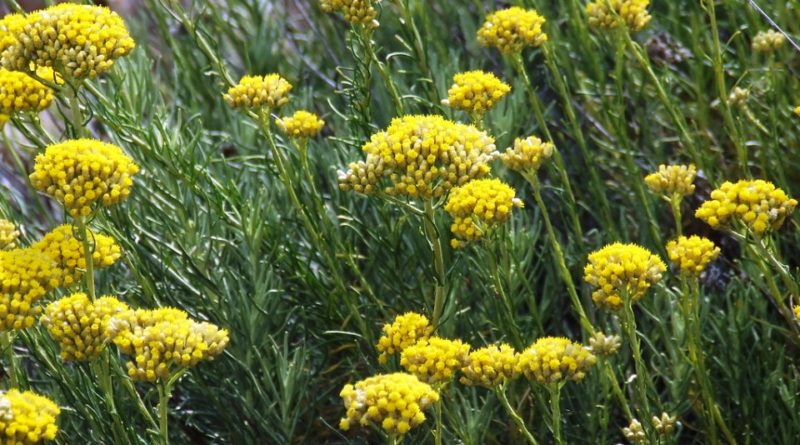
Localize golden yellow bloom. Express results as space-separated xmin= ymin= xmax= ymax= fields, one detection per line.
xmin=276 ymin=110 xmax=324 ymax=139
xmin=1 ymin=4 xmax=135 ymax=79
xmin=443 ymin=70 xmax=511 ymax=115
xmin=0 ymin=247 xmax=61 ymax=331
xmin=0 ymin=389 xmax=60 ymax=444
xmin=338 ymin=115 xmax=496 ymax=197
xmin=588 ymin=331 xmax=622 ymax=357
xmin=0 ymin=219 xmax=19 ymax=250
xmin=377 ymin=312 xmax=433 ymax=364
xmin=0 ymin=13 xmax=26 ymax=55
xmin=516 ymin=337 xmax=596 ymax=385
xmin=501 ymin=136 xmax=555 ymax=173
xmin=477 ymin=7 xmax=548 ymax=54
xmin=400 ymin=337 xmax=470 ymax=385
xmin=584 ymin=243 xmax=667 ymax=311
xmin=42 ymin=293 xmax=128 ymax=361
xmin=587 ymin=0 xmax=651 ymax=33
xmin=223 ymin=74 xmax=292 ymax=111
xmin=32 ymin=225 xmax=121 ymax=287
xmin=666 ymin=235 xmax=719 ymax=276
xmin=0 ymin=68 xmax=53 ymax=114
xmin=695 ymin=179 xmax=797 ymax=235
xmin=339 ymin=373 xmax=438 ymax=435
xmin=320 ymin=0 xmax=378 ymax=27
xmin=109 ymin=307 xmax=229 ymax=382
xmin=752 ymin=30 xmax=785 ymax=54
xmin=444 ymin=178 xmax=523 ymax=248
xmin=459 ymin=343 xmax=518 ymax=387
xmin=644 ymin=164 xmax=696 ymax=197
xmin=794 ymin=105 xmax=800 ymax=117
xmin=30 ymin=139 xmax=139 ymax=218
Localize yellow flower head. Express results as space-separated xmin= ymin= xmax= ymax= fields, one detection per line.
xmin=377 ymin=312 xmax=433 ymax=364
xmin=320 ymin=0 xmax=378 ymax=27
xmin=0 ymin=247 xmax=62 ymax=331
xmin=42 ymin=293 xmax=129 ymax=361
xmin=109 ymin=307 xmax=229 ymax=382
xmin=516 ymin=337 xmax=596 ymax=385
xmin=501 ymin=135 xmax=554 ymax=173
xmin=584 ymin=243 xmax=666 ymax=311
xmin=1 ymin=4 xmax=135 ymax=79
xmin=793 ymin=304 xmax=800 ymax=320
xmin=587 ymin=0 xmax=651 ymax=33
xmin=400 ymin=337 xmax=470 ymax=385
xmin=444 ymin=178 xmax=523 ymax=248
xmin=459 ymin=343 xmax=518 ymax=387
xmin=0 ymin=389 xmax=60 ymax=445
xmin=0 ymin=13 xmax=26 ymax=55
xmin=339 ymin=373 xmax=439 ymax=435
xmin=0 ymin=219 xmax=20 ymax=250
xmin=752 ymin=30 xmax=785 ymax=54
xmin=0 ymin=69 xmax=53 ymax=115
xmin=666 ymin=235 xmax=719 ymax=277
xmin=477 ymin=7 xmax=548 ymax=54
xmin=30 ymin=139 xmax=139 ymax=217
xmin=443 ymin=70 xmax=511 ymax=115
xmin=338 ymin=115 xmax=496 ymax=197
xmin=32 ymin=225 xmax=121 ymax=287
xmin=276 ymin=110 xmax=325 ymax=139
xmin=224 ymin=74 xmax=292 ymax=111
xmin=695 ymin=179 xmax=797 ymax=235
xmin=644 ymin=164 xmax=696 ymax=197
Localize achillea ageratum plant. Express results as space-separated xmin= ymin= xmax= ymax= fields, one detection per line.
xmin=644 ymin=164 xmax=696 ymax=197
xmin=459 ymin=343 xmax=518 ymax=387
xmin=320 ymin=0 xmax=379 ymax=27
xmin=516 ymin=337 xmax=596 ymax=384
xmin=276 ymin=110 xmax=324 ymax=139
xmin=0 ymin=219 xmax=19 ymax=250
xmin=0 ymin=4 xmax=135 ymax=79
xmin=584 ymin=243 xmax=666 ymax=311
xmin=42 ymin=293 xmax=128 ymax=361
xmin=223 ymin=74 xmax=292 ymax=111
xmin=477 ymin=7 xmax=548 ymax=54
xmin=400 ymin=337 xmax=470 ymax=385
xmin=0 ymin=248 xmax=60 ymax=330
xmin=586 ymin=0 xmax=652 ymax=32
xmin=444 ymin=178 xmax=523 ymax=248
xmin=339 ymin=373 xmax=439 ymax=436
xmin=752 ymin=29 xmax=786 ymax=54
xmin=695 ymin=179 xmax=798 ymax=235
xmin=667 ymin=236 xmax=720 ymax=276
xmin=337 ymin=115 xmax=496 ymax=197
xmin=0 ymin=69 xmax=53 ymax=114
xmin=501 ymin=135 xmax=555 ymax=174
xmin=442 ymin=70 xmax=511 ymax=116
xmin=0 ymin=389 xmax=60 ymax=444
xmin=32 ymin=225 xmax=121 ymax=287
xmin=377 ymin=312 xmax=433 ymax=364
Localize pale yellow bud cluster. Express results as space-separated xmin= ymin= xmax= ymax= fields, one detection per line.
xmin=587 ymin=0 xmax=652 ymax=33
xmin=644 ymin=164 xmax=696 ymax=197
xmin=500 ymin=136 xmax=555 ymax=173
xmin=459 ymin=343 xmax=518 ymax=387
xmin=584 ymin=243 xmax=666 ymax=311
xmin=588 ymin=331 xmax=622 ymax=356
xmin=320 ymin=0 xmax=378 ymax=27
xmin=728 ymin=87 xmax=750 ymax=108
xmin=652 ymin=412 xmax=677 ymax=436
xmin=276 ymin=110 xmax=324 ymax=139
xmin=400 ymin=337 xmax=470 ymax=385
xmin=623 ymin=418 xmax=646 ymax=443
xmin=223 ymin=74 xmax=292 ymax=111
xmin=752 ymin=30 xmax=785 ymax=54
xmin=516 ymin=337 xmax=596 ymax=385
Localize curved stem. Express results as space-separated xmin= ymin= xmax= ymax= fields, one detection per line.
xmin=496 ymin=387 xmax=539 ymax=445
xmin=357 ymin=27 xmax=405 ymax=115
xmin=423 ymin=200 xmax=447 ymax=327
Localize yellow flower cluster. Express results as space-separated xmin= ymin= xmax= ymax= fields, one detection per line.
xmin=400 ymin=337 xmax=470 ymax=385
xmin=0 ymin=248 xmax=61 ymax=331
xmin=644 ymin=164 xmax=696 ymax=197
xmin=376 ymin=312 xmax=432 ymax=364
xmin=444 ymin=178 xmax=523 ymax=248
xmin=0 ymin=390 xmax=60 ymax=445
xmin=0 ymin=69 xmax=53 ymax=114
xmin=42 ymin=293 xmax=128 ymax=361
xmin=109 ymin=307 xmax=229 ymax=382
xmin=32 ymin=225 xmax=121 ymax=287
xmin=695 ymin=180 xmax=797 ymax=235
xmin=477 ymin=7 xmax=548 ymax=54
xmin=584 ymin=243 xmax=667 ymax=311
xmin=338 ymin=115 xmax=496 ymax=197
xmin=1 ymin=4 xmax=135 ymax=79
xmin=0 ymin=14 xmax=26 ymax=55
xmin=276 ymin=110 xmax=324 ymax=139
xmin=794 ymin=304 xmax=800 ymax=320
xmin=666 ymin=235 xmax=720 ymax=276
xmin=30 ymin=139 xmax=139 ymax=218
xmin=752 ymin=30 xmax=785 ymax=54
xmin=516 ymin=337 xmax=596 ymax=385
xmin=500 ymin=135 xmax=555 ymax=173
xmin=443 ymin=71 xmax=511 ymax=115
xmin=0 ymin=219 xmax=19 ymax=250
xmin=586 ymin=0 xmax=652 ymax=33
xmin=339 ymin=373 xmax=439 ymax=435
xmin=224 ymin=74 xmax=292 ymax=111
xmin=459 ymin=343 xmax=518 ymax=387
xmin=320 ymin=0 xmax=378 ymax=27
xmin=588 ymin=331 xmax=622 ymax=357
xmin=623 ymin=419 xmax=646 ymax=443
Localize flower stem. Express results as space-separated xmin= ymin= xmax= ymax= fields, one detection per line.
xmin=66 ymin=81 xmax=86 ymax=138
xmin=488 ymin=235 xmax=524 ymax=349
xmin=620 ymin=299 xmax=653 ymax=422
xmin=433 ymin=398 xmax=443 ymax=445
xmin=75 ymin=217 xmax=97 ymax=301
xmin=669 ymin=194 xmax=683 ymax=237
xmin=423 ymin=199 xmax=447 ymax=327
xmin=496 ymin=387 xmax=539 ymax=445
xmin=357 ymin=27 xmax=405 ymax=115
xmin=92 ymin=352 xmax=127 ymax=443
xmin=548 ymin=383 xmax=564 ymax=445
xmin=0 ymin=332 xmax=18 ymax=388
xmin=158 ymin=380 xmax=173 ymax=445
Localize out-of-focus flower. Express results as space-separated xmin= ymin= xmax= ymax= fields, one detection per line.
xmin=623 ymin=418 xmax=646 ymax=443
xmin=0 ymin=219 xmax=20 ymax=250
xmin=752 ymin=30 xmax=785 ymax=54
xmin=644 ymin=164 xmax=696 ymax=197
xmin=588 ymin=331 xmax=622 ymax=357
xmin=652 ymin=412 xmax=677 ymax=436
xmin=0 ymin=389 xmax=60 ymax=444
xmin=320 ymin=0 xmax=378 ymax=27
xmin=0 ymin=247 xmax=61 ymax=331
xmin=587 ymin=0 xmax=651 ymax=33
xmin=0 ymin=68 xmax=53 ymax=114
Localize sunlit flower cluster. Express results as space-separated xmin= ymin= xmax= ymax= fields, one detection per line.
xmin=0 ymin=248 xmax=60 ymax=331
xmin=752 ymin=29 xmax=785 ymax=54
xmin=0 ymin=219 xmax=19 ymax=250
xmin=1 ymin=4 xmax=135 ymax=79
xmin=377 ymin=312 xmax=433 ymax=364
xmin=444 ymin=178 xmax=523 ymax=248
xmin=400 ymin=337 xmax=470 ymax=385
xmin=695 ymin=179 xmax=797 ymax=235
xmin=586 ymin=0 xmax=652 ymax=33
xmin=516 ymin=337 xmax=596 ymax=385
xmin=0 ymin=389 xmax=60 ymax=445
xmin=500 ymin=135 xmax=555 ymax=173
xmin=339 ymin=373 xmax=439 ymax=435
xmin=224 ymin=74 xmax=292 ymax=111
xmin=477 ymin=7 xmax=548 ymax=54
xmin=443 ymin=70 xmax=511 ymax=115
xmin=644 ymin=164 xmax=696 ymax=197
xmin=584 ymin=243 xmax=667 ymax=311
xmin=32 ymin=225 xmax=121 ymax=287
xmin=42 ymin=293 xmax=128 ymax=361
xmin=320 ymin=0 xmax=378 ymax=27
xmin=276 ymin=110 xmax=324 ymax=139
xmin=337 ymin=115 xmax=496 ymax=197
xmin=0 ymin=69 xmax=53 ymax=114
xmin=459 ymin=343 xmax=518 ymax=387
xmin=666 ymin=235 xmax=720 ymax=276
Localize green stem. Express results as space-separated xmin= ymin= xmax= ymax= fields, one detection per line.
xmin=433 ymin=398 xmax=443 ymax=445
xmin=158 ymin=380 xmax=173 ymax=445
xmin=358 ymin=27 xmax=405 ymax=115
xmin=548 ymin=384 xmax=564 ymax=445
xmin=92 ymin=352 xmax=127 ymax=444
xmin=496 ymin=387 xmax=539 ymax=445
xmin=1 ymin=332 xmax=18 ymax=388
xmin=391 ymin=0 xmax=440 ymax=104
xmin=603 ymin=359 xmax=633 ymax=420
xmin=488 ymin=236 xmax=524 ymax=349
xmin=423 ymin=200 xmax=447 ymax=327
xmin=669 ymin=194 xmax=683 ymax=237
xmin=66 ymin=81 xmax=86 ymax=138
xmin=75 ymin=216 xmax=97 ymax=301
xmin=620 ymin=298 xmax=653 ymax=423
xmin=388 ymin=434 xmax=400 ymax=445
